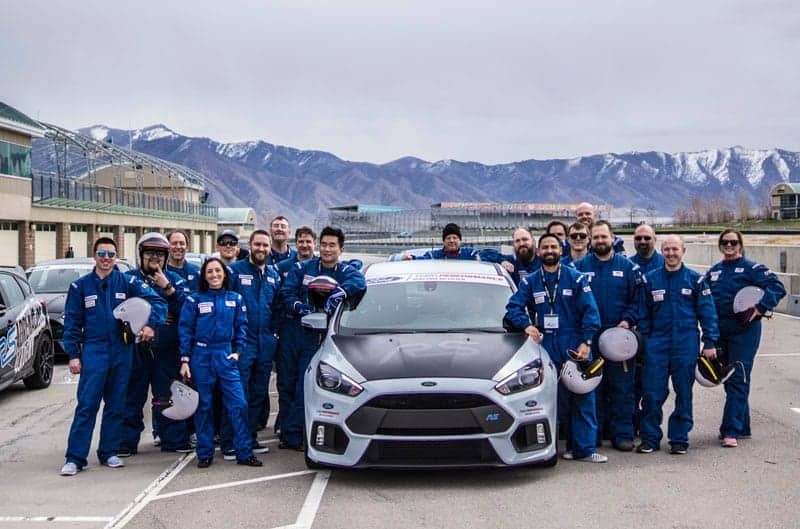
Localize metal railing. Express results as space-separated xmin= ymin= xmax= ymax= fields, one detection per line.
xmin=31 ymin=173 xmax=218 ymax=219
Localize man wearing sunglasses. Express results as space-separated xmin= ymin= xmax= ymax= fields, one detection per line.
xmin=562 ymin=223 xmax=590 ymax=266
xmin=629 ymin=224 xmax=664 ymax=275
xmin=60 ymin=238 xmax=167 ymax=476
xmin=216 ymin=230 xmax=240 ymax=265
xmin=575 ymin=202 xmax=627 ymax=256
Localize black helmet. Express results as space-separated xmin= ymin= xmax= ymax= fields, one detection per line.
xmin=695 ymin=355 xmax=735 ymax=388
xmin=307 ymin=276 xmax=340 ymax=310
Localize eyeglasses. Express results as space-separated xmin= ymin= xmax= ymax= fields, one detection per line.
xmin=634 ymin=236 xmax=652 ymax=241
xmin=720 ymin=240 xmax=739 ymax=247
xmin=569 ymin=233 xmax=588 ymax=240
xmin=218 ymin=240 xmax=238 ymax=247
xmin=96 ymin=250 xmax=117 ymax=258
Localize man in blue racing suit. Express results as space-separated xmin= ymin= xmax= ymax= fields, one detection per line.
xmin=479 ymin=228 xmax=541 ymax=285
xmin=404 ymin=223 xmax=480 ymax=260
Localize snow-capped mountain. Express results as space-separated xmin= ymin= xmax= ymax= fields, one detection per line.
xmin=32 ymin=124 xmax=800 ymax=226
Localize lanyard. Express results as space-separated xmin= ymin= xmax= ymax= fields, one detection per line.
xmin=541 ymin=266 xmax=561 ymax=314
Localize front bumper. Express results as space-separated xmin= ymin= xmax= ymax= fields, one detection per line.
xmin=304 ymin=373 xmax=557 ymax=468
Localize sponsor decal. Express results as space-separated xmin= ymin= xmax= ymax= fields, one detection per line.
xmin=525 ymin=400 xmax=538 ymax=407
xmin=1 ymin=299 xmax=47 ymax=371
xmin=612 ymin=270 xmax=624 ymax=278
xmin=115 ymin=292 xmax=127 ymax=300
xmin=485 ymin=412 xmax=500 ymax=422
xmin=681 ymin=288 xmax=692 ymax=296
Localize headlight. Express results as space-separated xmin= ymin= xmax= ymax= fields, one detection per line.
xmin=316 ymin=362 xmax=363 ymax=397
xmin=494 ymin=359 xmax=543 ymax=395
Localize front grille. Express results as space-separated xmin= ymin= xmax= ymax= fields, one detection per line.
xmin=346 ymin=393 xmax=513 ymax=436
xmin=359 ymin=439 xmax=500 ymax=466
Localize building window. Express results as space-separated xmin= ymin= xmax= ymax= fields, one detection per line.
xmin=0 ymin=140 xmax=33 ymax=179
xmin=71 ymin=224 xmax=88 ymax=232
xmin=0 ymin=222 xmax=18 ymax=230
xmin=35 ymin=224 xmax=56 ymax=232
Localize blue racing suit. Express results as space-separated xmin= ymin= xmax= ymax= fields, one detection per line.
xmin=279 ymin=258 xmax=367 ymax=446
xmin=268 ymin=247 xmax=297 ymax=267
xmin=630 ymin=251 xmax=665 ymax=276
xmin=505 ymin=265 xmax=601 ymax=459
xmin=479 ymin=249 xmax=541 ymax=285
xmin=415 ymin=247 xmax=480 ymax=260
xmin=638 ymin=264 xmax=719 ymax=448
xmin=63 ymin=268 xmax=166 ymax=469
xmin=704 ymin=257 xmax=786 ymax=439
xmin=564 ymin=236 xmax=626 ymax=259
xmin=573 ymin=253 xmax=643 ymax=446
xmin=274 ymin=254 xmax=304 ymax=434
xmin=167 ymin=261 xmax=200 ymax=292
xmin=221 ymin=259 xmax=281 ymax=450
xmin=178 ymin=289 xmax=252 ymax=462
xmin=119 ymin=269 xmax=189 ymax=452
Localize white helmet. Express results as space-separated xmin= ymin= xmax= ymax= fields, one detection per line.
xmin=153 ymin=380 xmax=199 ymax=420
xmin=598 ymin=327 xmax=641 ymax=362
xmin=113 ymin=297 xmax=152 ymax=344
xmin=560 ymin=355 xmax=604 ymax=394
xmin=733 ymin=286 xmax=770 ymax=324
xmin=136 ymin=232 xmax=170 ymax=268
xmin=695 ymin=355 xmax=735 ymax=388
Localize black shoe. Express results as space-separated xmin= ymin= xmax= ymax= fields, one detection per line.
xmin=278 ymin=440 xmax=304 ymax=451
xmin=669 ymin=443 xmax=688 ymax=455
xmin=237 ymin=456 xmax=263 ymax=467
xmin=117 ymin=449 xmax=136 ymax=458
xmin=164 ymin=444 xmax=194 ymax=453
xmin=197 ymin=458 xmax=213 ymax=468
xmin=635 ymin=442 xmax=656 ymax=454
xmin=252 ymin=442 xmax=270 ymax=454
xmin=613 ymin=440 xmax=634 ymax=452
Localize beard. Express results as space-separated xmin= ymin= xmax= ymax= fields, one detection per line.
xmin=516 ymin=245 xmax=534 ymax=263
xmin=592 ymin=242 xmax=612 ymax=257
xmin=541 ymin=252 xmax=560 ymax=266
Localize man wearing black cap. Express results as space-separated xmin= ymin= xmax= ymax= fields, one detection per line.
xmin=216 ymin=230 xmax=239 ymax=265
xmin=404 ymin=223 xmax=480 ymax=260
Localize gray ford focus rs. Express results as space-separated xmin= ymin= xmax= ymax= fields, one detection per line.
xmin=302 ymin=260 xmax=558 ymax=469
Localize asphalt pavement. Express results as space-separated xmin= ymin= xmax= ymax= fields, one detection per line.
xmin=0 ymin=313 xmax=798 ymax=529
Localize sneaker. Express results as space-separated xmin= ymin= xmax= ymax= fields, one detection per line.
xmin=561 ymin=451 xmax=574 ymax=460
xmin=60 ymin=462 xmax=80 ymax=476
xmin=236 ymin=455 xmax=263 ymax=467
xmin=116 ymin=449 xmax=135 ymax=458
xmin=252 ymin=442 xmax=270 ymax=454
xmin=104 ymin=456 xmax=125 ymax=468
xmin=190 ymin=433 xmax=197 ymax=447
xmin=613 ymin=440 xmax=634 ymax=452
xmin=152 ymin=435 xmax=161 ymax=447
xmin=577 ymin=452 xmax=608 ymax=463
xmin=197 ymin=458 xmax=212 ymax=469
xmin=635 ymin=442 xmax=656 ymax=454
xmin=165 ymin=445 xmax=194 ymax=453
xmin=669 ymin=443 xmax=688 ymax=455
xmin=222 ymin=449 xmax=237 ymax=461
xmin=721 ymin=437 xmax=738 ymax=448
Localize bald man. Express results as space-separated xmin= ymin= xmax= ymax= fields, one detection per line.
xmin=636 ymin=235 xmax=718 ymax=455
xmin=572 ymin=202 xmax=626 ymax=256
xmin=629 ymin=224 xmax=664 ymax=275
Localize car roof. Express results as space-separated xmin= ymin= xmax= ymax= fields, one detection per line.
xmin=365 ymin=259 xmax=504 ymax=279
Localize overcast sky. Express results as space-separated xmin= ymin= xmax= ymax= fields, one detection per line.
xmin=3 ymin=0 xmax=799 ymax=164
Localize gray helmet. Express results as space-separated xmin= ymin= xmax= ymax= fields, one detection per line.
xmin=153 ymin=380 xmax=199 ymax=420
xmin=598 ymin=327 xmax=641 ymax=362
xmin=560 ymin=355 xmax=604 ymax=394
xmin=113 ymin=297 xmax=152 ymax=342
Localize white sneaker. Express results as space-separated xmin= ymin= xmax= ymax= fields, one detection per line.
xmin=60 ymin=462 xmax=80 ymax=476
xmin=577 ymin=452 xmax=608 ymax=463
xmin=153 ymin=435 xmax=161 ymax=447
xmin=104 ymin=456 xmax=125 ymax=468
xmin=561 ymin=451 xmax=574 ymax=460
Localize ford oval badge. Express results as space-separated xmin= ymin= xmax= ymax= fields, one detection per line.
xmin=322 ymin=402 xmax=334 ymax=410
xmin=525 ymin=400 xmax=538 ymax=408
xmin=421 ymin=381 xmax=437 ymax=387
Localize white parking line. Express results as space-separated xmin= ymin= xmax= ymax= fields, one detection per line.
xmin=270 ymin=470 xmax=331 ymax=529
xmin=152 ymin=469 xmax=317 ymax=500
xmin=760 ymin=353 xmax=800 ymax=357
xmin=0 ymin=516 xmax=113 ymax=523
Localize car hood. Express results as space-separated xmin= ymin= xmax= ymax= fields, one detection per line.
xmin=331 ymin=333 xmax=527 ymax=380
xmin=39 ymin=293 xmax=67 ymax=315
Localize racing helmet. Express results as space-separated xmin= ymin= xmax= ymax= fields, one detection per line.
xmin=307 ymin=276 xmax=340 ymax=310
xmin=152 ymin=380 xmax=199 ymax=420
xmin=695 ymin=355 xmax=735 ymax=388
xmin=733 ymin=286 xmax=770 ymax=324
xmin=597 ymin=327 xmax=641 ymax=362
xmin=137 ymin=232 xmax=170 ymax=267
xmin=560 ymin=355 xmax=604 ymax=394
xmin=112 ymin=297 xmax=152 ymax=344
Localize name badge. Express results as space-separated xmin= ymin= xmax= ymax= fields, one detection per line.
xmin=681 ymin=288 xmax=692 ymax=296
xmin=115 ymin=292 xmax=127 ymax=300
xmin=612 ymin=270 xmax=624 ymax=278
xmin=710 ymin=271 xmax=721 ymax=282
xmin=267 ymin=276 xmax=276 ymax=284
xmin=188 ymin=274 xmax=195 ymax=280
xmin=241 ymin=278 xmax=252 ymax=286
xmin=225 ymin=300 xmax=236 ymax=307
xmin=533 ymin=291 xmax=546 ymax=305
xmin=562 ymin=289 xmax=573 ymax=296
xmin=84 ymin=295 xmax=97 ymax=308
xmin=518 ymin=270 xmax=529 ymax=280
xmin=652 ymin=289 xmax=665 ymax=302
xmin=544 ymin=315 xmax=559 ymax=329
xmin=734 ymin=267 xmax=744 ymax=273
xmin=198 ymin=302 xmax=213 ymax=314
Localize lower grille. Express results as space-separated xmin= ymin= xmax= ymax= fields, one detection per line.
xmin=359 ymin=439 xmax=500 ymax=466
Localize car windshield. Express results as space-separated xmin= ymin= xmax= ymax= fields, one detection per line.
xmin=338 ymin=279 xmax=512 ymax=335
xmin=28 ymin=267 xmax=92 ymax=293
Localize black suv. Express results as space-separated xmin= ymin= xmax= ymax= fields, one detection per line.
xmin=0 ymin=267 xmax=54 ymax=392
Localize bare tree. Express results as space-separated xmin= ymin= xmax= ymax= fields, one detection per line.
xmin=646 ymin=204 xmax=657 ymax=225
xmin=736 ymin=193 xmax=752 ymax=221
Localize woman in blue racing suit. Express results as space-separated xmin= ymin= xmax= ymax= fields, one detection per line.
xmin=705 ymin=229 xmax=786 ymax=448
xmin=178 ymin=257 xmax=263 ymax=468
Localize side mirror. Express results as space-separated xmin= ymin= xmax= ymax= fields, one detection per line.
xmin=301 ymin=312 xmax=329 ymax=332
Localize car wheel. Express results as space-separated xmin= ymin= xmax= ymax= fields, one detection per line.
xmin=23 ymin=333 xmax=54 ymax=390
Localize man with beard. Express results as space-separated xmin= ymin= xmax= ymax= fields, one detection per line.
xmin=216 ymin=230 xmax=240 ymax=265
xmin=573 ymin=220 xmax=643 ymax=451
xmin=119 ymin=233 xmax=192 ymax=456
xmin=629 ymin=224 xmax=664 ymax=275
xmin=575 ymin=202 xmax=626 ymax=255
xmin=268 ymin=216 xmax=297 ymax=266
xmin=166 ymin=230 xmax=200 ymax=291
xmin=480 ymin=228 xmax=540 ymax=285
xmin=222 ymin=230 xmax=281 ymax=459
xmin=562 ymin=223 xmax=590 ymax=266
xmin=405 ymin=223 xmax=479 ymax=260
xmin=505 ymin=234 xmax=606 ymax=463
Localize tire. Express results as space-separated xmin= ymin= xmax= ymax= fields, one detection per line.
xmin=23 ymin=333 xmax=54 ymax=390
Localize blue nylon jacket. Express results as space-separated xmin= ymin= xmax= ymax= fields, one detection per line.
xmin=704 ymin=256 xmax=786 ymax=324
xmin=228 ymin=259 xmax=281 ymax=346
xmin=573 ymin=253 xmax=643 ymax=329
xmin=629 ymin=251 xmax=665 ymax=276
xmin=280 ymin=257 xmax=367 ymax=316
xmin=178 ymin=289 xmax=248 ymax=358
xmin=479 ymin=249 xmax=541 ymax=285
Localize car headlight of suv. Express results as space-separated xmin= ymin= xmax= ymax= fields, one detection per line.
xmin=494 ymin=359 xmax=543 ymax=395
xmin=317 ymin=362 xmax=364 ymax=397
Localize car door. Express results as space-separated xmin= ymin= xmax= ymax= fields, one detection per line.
xmin=0 ymin=272 xmax=26 ymax=389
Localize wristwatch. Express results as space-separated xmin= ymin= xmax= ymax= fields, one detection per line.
xmin=583 ymin=339 xmax=592 ymax=346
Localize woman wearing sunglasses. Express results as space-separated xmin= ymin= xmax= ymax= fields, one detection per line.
xmin=704 ymin=229 xmax=786 ymax=447
xmin=178 ymin=257 xmax=262 ymax=468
